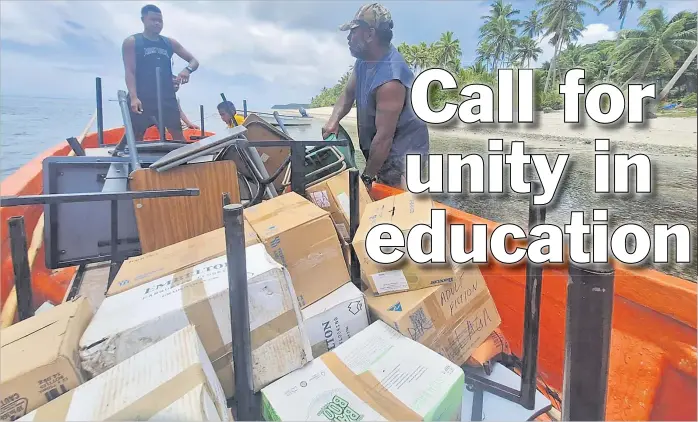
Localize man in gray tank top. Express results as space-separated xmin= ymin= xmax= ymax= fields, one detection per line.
xmin=322 ymin=3 xmax=429 ymax=190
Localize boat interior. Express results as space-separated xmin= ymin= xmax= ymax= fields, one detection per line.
xmin=0 ymin=80 xmax=696 ymax=421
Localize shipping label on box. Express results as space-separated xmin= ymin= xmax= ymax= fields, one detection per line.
xmin=301 ymin=282 xmax=369 ymax=357
xmin=261 ymin=320 xmax=465 ymax=421
xmin=245 ymin=192 xmax=350 ymax=308
xmin=352 ymin=192 xmax=456 ymax=296
xmin=0 ymin=297 xmax=92 ymax=420
xmin=79 ymin=244 xmax=312 ymax=398
xmin=108 ymin=219 xmax=259 ymax=296
xmin=365 ymin=266 xmax=501 ymax=366
xmin=305 ymin=170 xmax=373 ymax=242
xmin=20 ymin=325 xmax=230 ymax=421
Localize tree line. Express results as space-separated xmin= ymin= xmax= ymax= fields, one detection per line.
xmin=310 ymin=0 xmax=697 ymax=111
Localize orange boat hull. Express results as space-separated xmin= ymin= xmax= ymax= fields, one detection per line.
xmin=1 ymin=127 xmax=696 ymax=420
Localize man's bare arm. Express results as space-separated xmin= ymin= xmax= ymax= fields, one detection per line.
xmin=122 ymin=36 xmax=138 ymax=98
xmin=329 ymin=69 xmax=357 ymax=124
xmin=364 ymin=80 xmax=406 ymax=178
xmin=170 ymin=38 xmax=199 ymax=73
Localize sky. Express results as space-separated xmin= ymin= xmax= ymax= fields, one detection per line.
xmin=0 ymin=0 xmax=694 ymax=112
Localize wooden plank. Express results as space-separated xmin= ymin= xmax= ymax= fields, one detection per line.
xmin=129 ymin=161 xmax=241 ymax=253
xmin=242 ymin=114 xmax=292 ymax=190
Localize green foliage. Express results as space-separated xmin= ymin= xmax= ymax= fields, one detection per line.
xmin=309 ymin=3 xmax=696 ymax=110
xmin=539 ymin=90 xmax=564 ymax=110
xmin=309 ymin=69 xmax=352 ymax=108
xmin=681 ymin=93 xmax=697 ymax=108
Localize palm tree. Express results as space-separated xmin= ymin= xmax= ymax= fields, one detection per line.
xmin=481 ymin=0 xmax=522 ymax=27
xmin=599 ymin=0 xmax=646 ymax=29
xmin=599 ymin=0 xmax=647 ymax=81
xmin=433 ymin=31 xmax=463 ymax=71
xmin=658 ymin=45 xmax=698 ymax=101
xmin=476 ymin=39 xmax=496 ymax=71
xmin=479 ymin=1 xmax=520 ymax=70
xmin=614 ymin=9 xmax=697 ymax=85
xmin=397 ymin=42 xmax=417 ymax=70
xmin=521 ymin=10 xmax=544 ymax=39
xmin=413 ymin=42 xmax=434 ymax=72
xmin=539 ymin=0 xmax=600 ymax=91
xmin=514 ymin=36 xmax=544 ymax=67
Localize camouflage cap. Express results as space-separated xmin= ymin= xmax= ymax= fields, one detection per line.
xmin=339 ymin=3 xmax=393 ymax=31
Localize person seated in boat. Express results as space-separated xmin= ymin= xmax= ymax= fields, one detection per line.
xmin=322 ymin=3 xmax=429 ymax=190
xmin=172 ymin=76 xmax=200 ymax=130
xmin=299 ymin=107 xmax=309 ymax=117
xmin=121 ymin=4 xmax=199 ymax=142
xmin=218 ymin=101 xmax=245 ymax=127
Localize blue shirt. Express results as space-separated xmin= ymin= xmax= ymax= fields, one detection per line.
xmin=353 ymin=45 xmax=429 ymax=160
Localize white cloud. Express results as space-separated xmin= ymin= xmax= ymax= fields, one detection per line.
xmin=0 ymin=1 xmax=355 ymax=106
xmin=533 ymin=23 xmax=617 ymax=67
xmin=578 ymin=23 xmax=617 ymax=45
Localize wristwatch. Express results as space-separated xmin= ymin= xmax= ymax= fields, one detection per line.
xmin=185 ymin=65 xmax=195 ymax=73
xmin=361 ymin=173 xmax=376 ymax=187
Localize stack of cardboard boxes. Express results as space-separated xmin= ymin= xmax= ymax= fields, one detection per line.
xmin=351 ymin=192 xmax=502 ymax=368
xmin=1 ymin=168 xmax=503 ymax=421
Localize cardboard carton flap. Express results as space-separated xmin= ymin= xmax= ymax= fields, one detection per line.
xmin=321 ymin=352 xmax=422 ymax=421
xmin=1 ymin=298 xmax=91 ymax=382
xmin=352 ymin=199 xmax=395 ymax=243
xmin=245 ymin=192 xmax=328 ymax=240
xmin=108 ymin=221 xmax=259 ymax=296
xmin=301 ymin=282 xmax=363 ymax=319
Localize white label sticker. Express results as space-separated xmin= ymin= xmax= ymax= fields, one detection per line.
xmin=336 ymin=192 xmax=351 ymax=216
xmin=260 ymin=153 xmax=270 ymax=163
xmin=371 ymin=270 xmax=409 ymax=294
xmin=309 ymin=191 xmax=331 ymax=208
xmin=335 ymin=223 xmax=350 ymax=240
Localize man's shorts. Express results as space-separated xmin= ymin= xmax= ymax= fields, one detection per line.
xmin=129 ymin=95 xmax=182 ymax=140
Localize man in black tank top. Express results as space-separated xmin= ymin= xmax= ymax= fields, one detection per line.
xmin=121 ymin=4 xmax=199 ymax=142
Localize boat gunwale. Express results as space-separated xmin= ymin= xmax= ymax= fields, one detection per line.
xmin=0 ymin=124 xmax=695 ymax=420
xmin=1 ymin=125 xmax=696 ymax=323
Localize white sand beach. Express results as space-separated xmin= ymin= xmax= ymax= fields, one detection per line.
xmin=300 ymin=106 xmax=697 ymax=152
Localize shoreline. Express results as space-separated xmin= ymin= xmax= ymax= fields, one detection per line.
xmin=285 ymin=107 xmax=697 ymax=155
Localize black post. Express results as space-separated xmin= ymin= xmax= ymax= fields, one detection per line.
xmin=561 ymin=262 xmax=615 ymax=421
xmin=200 ymin=105 xmax=205 ymax=137
xmin=243 ymin=99 xmax=248 ymax=118
xmin=348 ymin=169 xmax=361 ymax=288
xmin=105 ymin=199 xmax=121 ymax=292
xmin=223 ymin=204 xmax=258 ymax=421
xmin=272 ymin=111 xmax=289 ymax=136
xmin=96 ymin=77 xmax=104 ymax=147
xmin=8 ymin=216 xmax=34 ymax=321
xmin=66 ymin=137 xmax=86 ymax=156
xmin=519 ymin=180 xmax=546 ymax=409
xmin=290 ymin=142 xmax=306 ymax=195
xmin=155 ymin=67 xmax=165 ymax=142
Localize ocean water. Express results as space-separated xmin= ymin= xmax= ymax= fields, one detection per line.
xmin=0 ymin=94 xmax=319 ymax=181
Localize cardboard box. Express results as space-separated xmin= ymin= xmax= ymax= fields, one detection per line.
xmin=79 ymin=243 xmax=312 ymax=398
xmin=365 ymin=266 xmax=501 ymax=366
xmin=301 ymin=282 xmax=369 ymax=358
xmin=352 ymin=192 xmax=456 ymax=295
xmin=0 ymin=297 xmax=93 ymax=421
xmin=20 ymin=325 xmax=231 ymax=421
xmin=261 ymin=320 xmax=465 ymax=421
xmin=244 ymin=192 xmax=350 ymax=308
xmin=305 ymin=170 xmax=373 ymax=242
xmin=108 ymin=220 xmax=260 ymax=296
